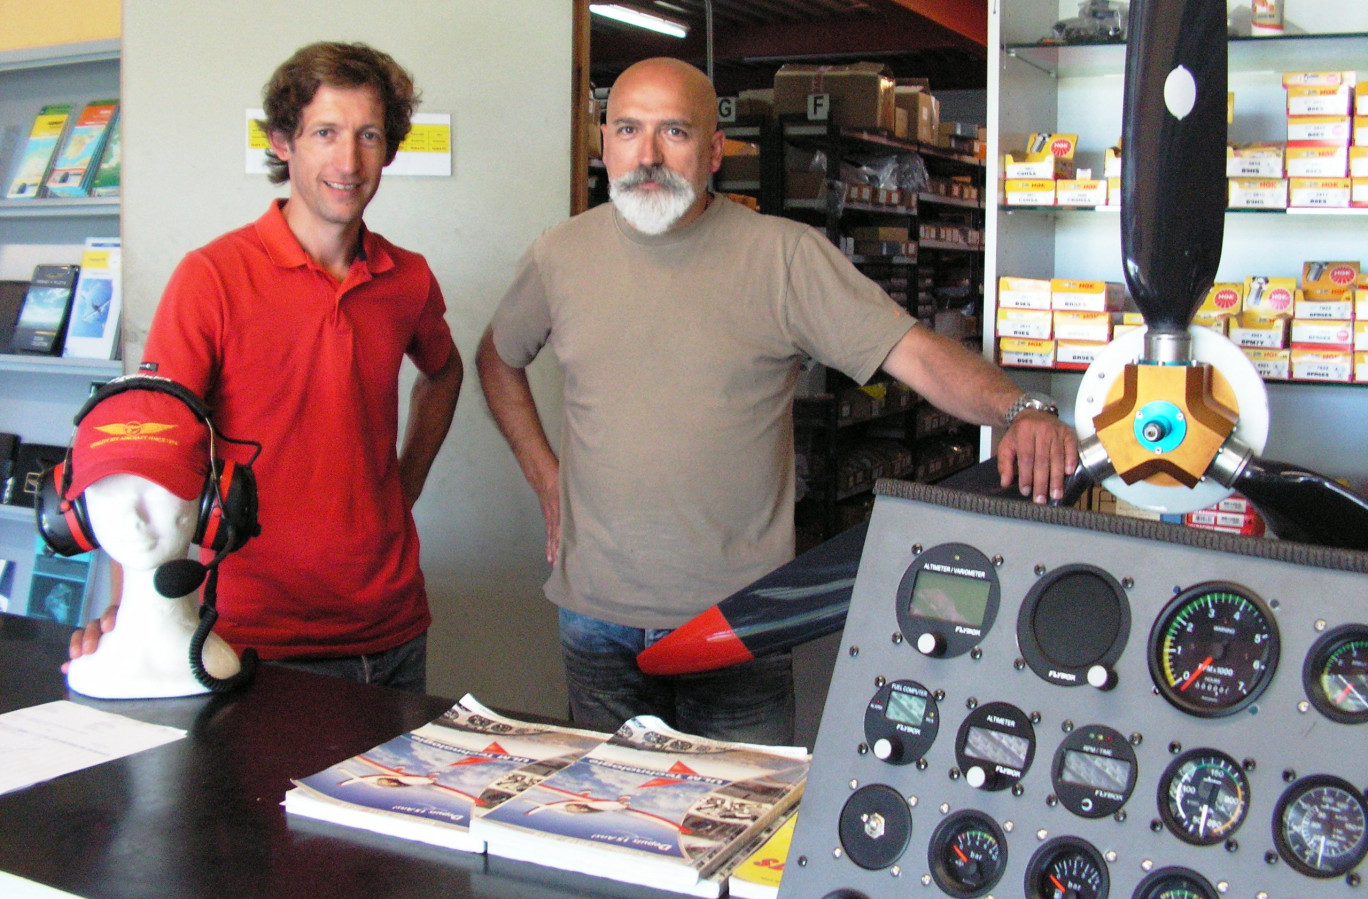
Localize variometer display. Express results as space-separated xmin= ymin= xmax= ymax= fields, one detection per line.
xmin=1147 ymin=582 xmax=1279 ymax=717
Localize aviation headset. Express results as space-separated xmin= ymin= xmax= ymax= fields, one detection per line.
xmin=36 ymin=374 xmax=261 ymax=560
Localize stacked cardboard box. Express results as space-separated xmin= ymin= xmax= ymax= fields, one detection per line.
xmin=1284 ymin=71 xmax=1355 ymax=209
xmin=995 ymin=276 xmax=1125 ymax=369
xmin=1291 ymin=260 xmax=1359 ymax=382
xmin=1003 ymin=133 xmax=1078 ymax=206
xmin=1185 ymin=495 xmax=1267 ymax=538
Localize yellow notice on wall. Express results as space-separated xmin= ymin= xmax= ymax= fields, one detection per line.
xmin=245 ymin=109 xmax=453 ymax=177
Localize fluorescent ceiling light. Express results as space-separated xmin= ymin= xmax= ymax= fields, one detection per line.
xmin=590 ymin=4 xmax=690 ymax=38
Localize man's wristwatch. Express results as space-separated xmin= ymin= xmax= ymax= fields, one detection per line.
xmin=1004 ymin=391 xmax=1059 ymax=426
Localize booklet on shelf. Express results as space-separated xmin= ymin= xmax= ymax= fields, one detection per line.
xmin=4 ymin=104 xmax=73 ymax=200
xmin=44 ymin=100 xmax=119 ymax=198
xmin=88 ymin=115 xmax=121 ymax=198
xmin=469 ymin=715 xmax=809 ymax=898
xmin=62 ymin=238 xmax=122 ymax=360
xmin=283 ymin=694 xmax=608 ymax=853
xmin=9 ymin=264 xmax=80 ymax=355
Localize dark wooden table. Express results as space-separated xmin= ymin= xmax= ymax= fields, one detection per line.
xmin=0 ymin=613 xmax=684 ymax=899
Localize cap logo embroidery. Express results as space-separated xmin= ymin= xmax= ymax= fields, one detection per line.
xmin=90 ymin=421 xmax=179 ymax=447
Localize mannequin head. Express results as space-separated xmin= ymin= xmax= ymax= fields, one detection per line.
xmin=83 ymin=473 xmax=198 ymax=573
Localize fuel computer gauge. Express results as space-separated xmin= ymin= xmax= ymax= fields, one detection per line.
xmin=1147 ymin=582 xmax=1279 ymax=717
xmin=1303 ymin=624 xmax=1368 ymax=725
xmin=864 ymin=679 xmax=938 ymax=765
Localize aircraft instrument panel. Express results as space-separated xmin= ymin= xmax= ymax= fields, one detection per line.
xmin=780 ymin=480 xmax=1368 ymax=899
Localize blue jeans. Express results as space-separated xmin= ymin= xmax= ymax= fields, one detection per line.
xmin=559 ymin=608 xmax=795 ymax=745
xmin=265 ymin=632 xmax=428 ymax=694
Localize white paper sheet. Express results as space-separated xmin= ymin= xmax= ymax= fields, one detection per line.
xmin=0 ymin=700 xmax=186 ymax=795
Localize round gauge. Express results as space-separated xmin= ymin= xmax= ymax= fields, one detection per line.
xmin=864 ymin=679 xmax=939 ymax=765
xmin=1130 ymin=866 xmax=1218 ymax=899
xmin=1157 ymin=748 xmax=1250 ymax=846
xmin=1017 ymin=565 xmax=1131 ymax=689
xmin=1272 ymin=774 xmax=1368 ymax=879
xmin=1024 ymin=836 xmax=1109 ymax=899
xmin=895 ymin=542 xmax=1000 ymax=659
xmin=1051 ymin=724 xmax=1137 ymax=819
xmin=837 ymin=783 xmax=912 ymax=870
xmin=1303 ymin=624 xmax=1368 ymax=725
xmin=1147 ymin=582 xmax=1280 ymax=717
xmin=955 ymin=701 xmax=1035 ymax=792
xmin=928 ymin=810 xmax=1008 ymax=898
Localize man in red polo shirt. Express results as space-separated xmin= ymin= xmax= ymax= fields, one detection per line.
xmin=70 ymin=42 xmax=462 ymax=692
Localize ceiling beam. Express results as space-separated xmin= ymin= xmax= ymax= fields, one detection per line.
xmin=862 ymin=0 xmax=987 ymax=47
xmin=592 ymin=12 xmax=984 ymax=68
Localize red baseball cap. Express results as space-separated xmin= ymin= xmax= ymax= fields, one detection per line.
xmin=67 ymin=387 xmax=210 ymax=501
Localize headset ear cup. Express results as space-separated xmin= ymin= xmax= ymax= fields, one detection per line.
xmin=35 ymin=464 xmax=98 ymax=556
xmin=196 ymin=459 xmax=259 ymax=553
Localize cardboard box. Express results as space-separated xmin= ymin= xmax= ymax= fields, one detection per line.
xmin=998 ymin=337 xmax=1055 ymax=368
xmin=1296 ymin=292 xmax=1355 ymax=320
xmin=1055 ymin=339 xmax=1107 ymax=369
xmin=1285 ymin=144 xmax=1348 ymax=178
xmin=894 ymin=84 xmax=939 ymax=144
xmin=784 ymin=171 xmax=826 ymax=200
xmin=773 ymin=62 xmax=896 ymax=132
xmin=1055 ymin=178 xmax=1108 ymax=206
xmin=1193 ymin=316 xmax=1230 ymax=337
xmin=1359 ymin=85 xmax=1368 ymax=117
xmin=1199 ymin=283 xmax=1244 ymax=317
xmin=1003 ymin=179 xmax=1056 ymax=205
xmin=735 ymin=88 xmax=774 ymax=119
xmin=1053 ymin=309 xmax=1113 ymax=343
xmin=1286 ymin=116 xmax=1352 ymax=144
xmin=1352 ymin=146 xmax=1368 ymax=178
xmin=1051 ymin=279 xmax=1127 ymax=312
xmin=1234 ymin=307 xmax=1287 ymax=343
xmin=998 ymin=276 xmax=1053 ymax=310
xmin=1226 ymin=143 xmax=1284 ymax=178
xmin=1302 ymin=260 xmax=1360 ymax=292
xmin=848 ymin=225 xmax=910 ymax=242
xmin=1358 ymin=351 xmax=1368 ymax=382
xmin=1228 ymin=177 xmax=1288 ymax=209
xmin=1360 ymin=287 xmax=1368 ymax=320
xmin=1282 ymin=72 xmax=1357 ymax=88
xmin=1355 ymin=178 xmax=1368 ymax=207
xmin=1356 ymin=320 xmax=1368 ymax=351
xmin=1243 ymin=347 xmax=1291 ymax=379
xmin=1107 ymin=176 xmax=1122 ymax=206
xmin=1292 ymin=348 xmax=1354 ymax=382
xmin=1356 ymin=116 xmax=1368 ymax=146
xmin=1291 ymin=318 xmax=1354 ymax=350
xmin=996 ymin=308 xmax=1053 ymax=340
xmin=1104 ymin=145 xmax=1122 ymax=178
xmin=1003 ymin=134 xmax=1077 ymax=180
xmin=1289 ymin=176 xmax=1351 ymax=208
xmin=1243 ymin=277 xmax=1297 ymax=319
xmin=1287 ymin=84 xmax=1353 ymax=117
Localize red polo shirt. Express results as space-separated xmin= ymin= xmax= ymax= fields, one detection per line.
xmin=142 ymin=200 xmax=452 ymax=658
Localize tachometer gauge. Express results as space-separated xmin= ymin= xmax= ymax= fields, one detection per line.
xmin=928 ymin=810 xmax=1008 ymax=898
xmin=1025 ymin=836 xmax=1109 ymax=899
xmin=1303 ymin=624 xmax=1368 ymax=725
xmin=1147 ymin=582 xmax=1279 ymax=717
xmin=1157 ymin=749 xmax=1249 ymax=846
xmin=1272 ymin=774 xmax=1368 ymax=879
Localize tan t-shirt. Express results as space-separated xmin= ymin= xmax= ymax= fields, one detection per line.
xmin=492 ymin=196 xmax=914 ymax=627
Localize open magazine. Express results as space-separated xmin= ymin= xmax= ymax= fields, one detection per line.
xmin=283 ymin=694 xmax=607 ymax=851
xmin=470 ymin=715 xmax=808 ymax=898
